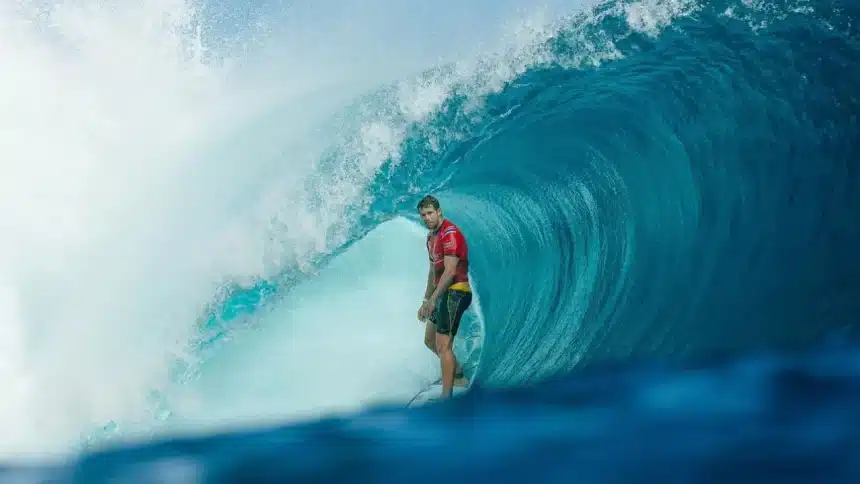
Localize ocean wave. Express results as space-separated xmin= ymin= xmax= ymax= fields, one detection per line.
xmin=360 ymin=0 xmax=860 ymax=387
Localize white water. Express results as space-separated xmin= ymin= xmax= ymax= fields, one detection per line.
xmin=0 ymin=0 xmax=281 ymax=459
xmin=0 ymin=0 xmax=608 ymax=463
xmin=157 ymin=217 xmax=453 ymax=436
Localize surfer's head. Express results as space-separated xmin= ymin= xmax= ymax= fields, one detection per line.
xmin=417 ymin=195 xmax=443 ymax=231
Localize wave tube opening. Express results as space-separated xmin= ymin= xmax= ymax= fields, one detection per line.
xmin=153 ymin=217 xmax=484 ymax=438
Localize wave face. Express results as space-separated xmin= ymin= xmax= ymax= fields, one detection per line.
xmin=1 ymin=0 xmax=859 ymax=480
xmin=374 ymin=0 xmax=860 ymax=386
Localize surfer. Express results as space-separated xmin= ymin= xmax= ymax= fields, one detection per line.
xmin=416 ymin=195 xmax=473 ymax=399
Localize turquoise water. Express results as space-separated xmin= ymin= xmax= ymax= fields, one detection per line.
xmin=1 ymin=0 xmax=858 ymax=481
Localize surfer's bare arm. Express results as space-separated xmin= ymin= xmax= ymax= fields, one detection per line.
xmin=428 ymin=255 xmax=458 ymax=303
xmin=419 ymin=264 xmax=435 ymax=320
xmin=424 ymin=264 xmax=435 ymax=300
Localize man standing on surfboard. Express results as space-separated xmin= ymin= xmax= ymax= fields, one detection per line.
xmin=416 ymin=195 xmax=473 ymax=399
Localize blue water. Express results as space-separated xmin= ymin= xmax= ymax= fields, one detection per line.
xmin=4 ymin=0 xmax=860 ymax=481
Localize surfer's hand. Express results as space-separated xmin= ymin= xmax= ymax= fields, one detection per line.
xmin=418 ymin=300 xmax=432 ymax=320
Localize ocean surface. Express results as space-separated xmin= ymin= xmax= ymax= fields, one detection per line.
xmin=1 ymin=0 xmax=858 ymax=482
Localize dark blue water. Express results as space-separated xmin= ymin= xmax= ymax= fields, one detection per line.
xmin=4 ymin=0 xmax=860 ymax=481
xmin=4 ymin=343 xmax=859 ymax=483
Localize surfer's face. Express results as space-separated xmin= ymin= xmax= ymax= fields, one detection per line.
xmin=419 ymin=206 xmax=442 ymax=230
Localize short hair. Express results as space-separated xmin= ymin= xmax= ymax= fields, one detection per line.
xmin=416 ymin=195 xmax=440 ymax=211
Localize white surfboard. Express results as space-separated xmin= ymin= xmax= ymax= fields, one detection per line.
xmin=406 ymin=378 xmax=471 ymax=408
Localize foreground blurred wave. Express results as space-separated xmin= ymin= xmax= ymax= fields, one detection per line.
xmin=2 ymin=342 xmax=859 ymax=483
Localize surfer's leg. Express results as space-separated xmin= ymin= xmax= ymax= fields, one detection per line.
xmin=449 ymin=290 xmax=472 ymax=386
xmin=427 ymin=318 xmax=465 ymax=381
xmin=424 ymin=318 xmax=437 ymax=355
xmin=435 ymin=290 xmax=473 ymax=397
xmin=436 ymin=332 xmax=456 ymax=398
xmin=433 ymin=291 xmax=455 ymax=397
xmin=427 ymin=311 xmax=464 ymax=382
xmin=427 ymin=306 xmax=465 ymax=378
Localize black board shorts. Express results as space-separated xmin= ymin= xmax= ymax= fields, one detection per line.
xmin=430 ymin=289 xmax=472 ymax=337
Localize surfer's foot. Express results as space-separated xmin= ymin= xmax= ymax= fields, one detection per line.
xmin=433 ymin=371 xmax=468 ymax=387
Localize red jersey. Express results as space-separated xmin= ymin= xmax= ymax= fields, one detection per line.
xmin=426 ymin=219 xmax=470 ymax=290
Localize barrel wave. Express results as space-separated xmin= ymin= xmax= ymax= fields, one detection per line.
xmin=1 ymin=0 xmax=859 ymax=481
xmin=371 ymin=0 xmax=860 ymax=385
